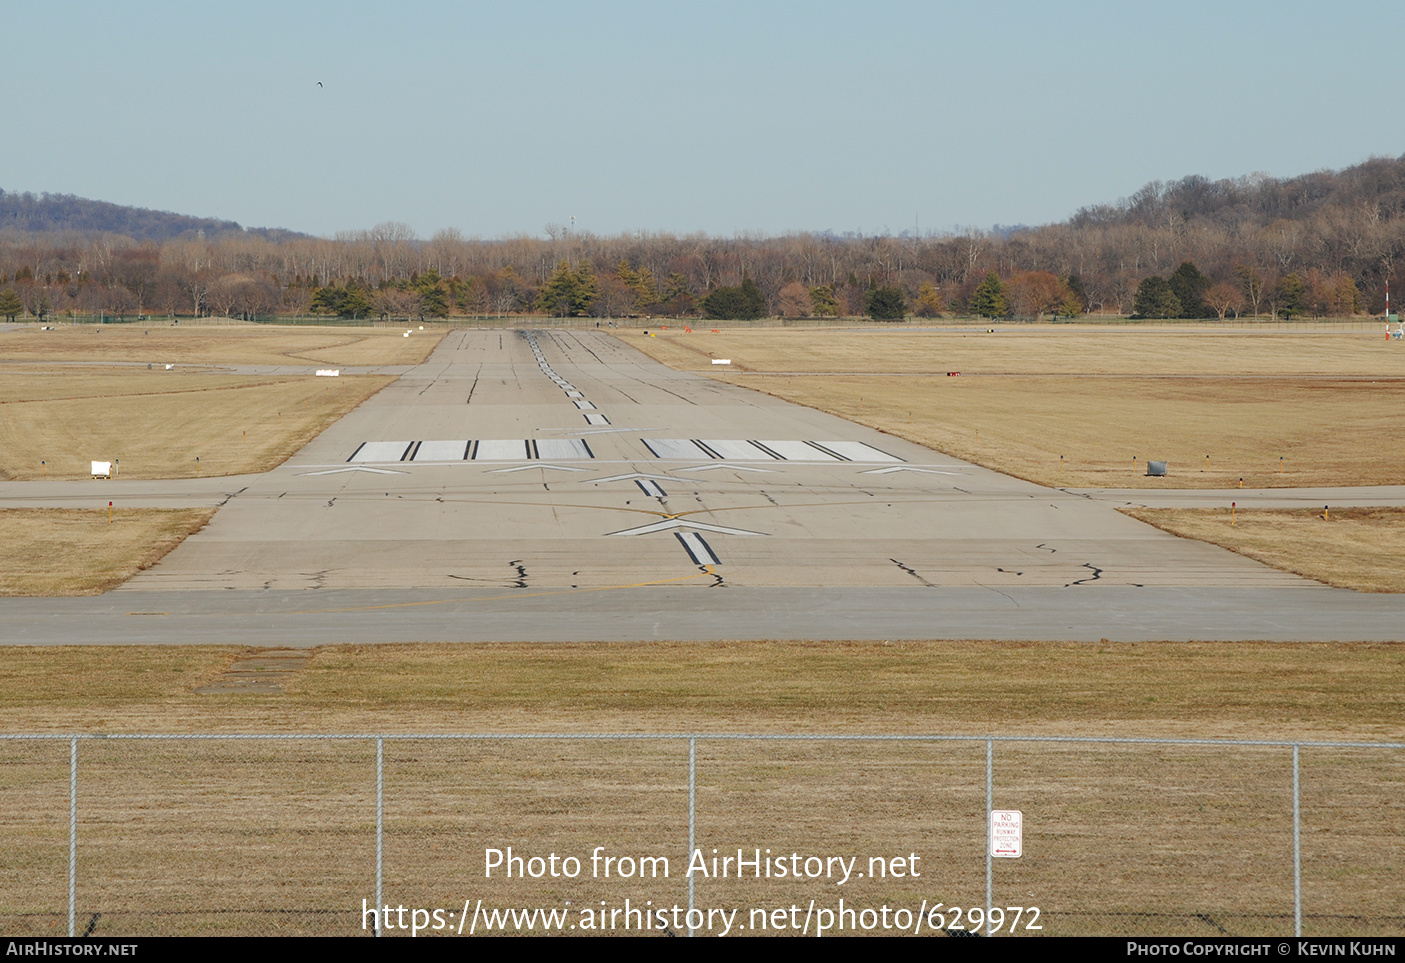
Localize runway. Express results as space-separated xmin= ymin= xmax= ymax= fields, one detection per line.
xmin=3 ymin=328 xmax=1402 ymax=643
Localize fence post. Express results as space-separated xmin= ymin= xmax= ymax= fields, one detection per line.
xmin=985 ymin=738 xmax=993 ymax=936
xmin=68 ymin=736 xmax=77 ymax=939
xmin=1293 ymin=743 xmax=1301 ymax=937
xmin=376 ymin=737 xmax=384 ymax=937
xmin=688 ymin=736 xmax=696 ymax=938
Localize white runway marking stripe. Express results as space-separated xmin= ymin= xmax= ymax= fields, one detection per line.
xmin=757 ymin=440 xmax=840 ymax=461
xmin=643 ymin=438 xmax=902 ymax=464
xmin=676 ymin=531 xmax=720 ymax=566
xmin=535 ymin=438 xmax=594 ymax=460
xmin=475 ymin=439 xmax=531 ymax=460
xmin=698 ymin=439 xmax=777 ymax=460
xmin=636 ymin=479 xmax=666 ymax=497
xmin=812 ymin=441 xmax=903 ymax=462
xmin=585 ymin=413 xmax=610 ymax=425
xmin=349 ymin=441 xmax=414 ymax=462
xmin=413 ymin=440 xmax=471 ymax=461
xmin=573 ymin=399 xmax=597 ymax=410
xmin=643 ymin=438 xmax=711 ymax=459
xmin=350 ymin=439 xmax=595 ymax=461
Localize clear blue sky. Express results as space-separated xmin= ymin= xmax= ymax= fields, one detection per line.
xmin=5 ymin=0 xmax=1401 ymax=239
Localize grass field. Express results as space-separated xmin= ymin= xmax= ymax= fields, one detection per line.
xmin=1123 ymin=506 xmax=1405 ymax=593
xmin=1 ymin=643 xmax=1398 ymax=936
xmin=0 ymin=323 xmax=445 ymax=480
xmin=0 ymin=509 xmax=215 ymax=595
xmin=620 ymin=326 xmax=1405 ymax=489
xmin=8 ymin=731 xmax=1394 ymax=937
xmin=0 ymin=322 xmax=440 ymax=367
xmin=0 ymin=368 xmax=393 ymax=480
xmin=1 ymin=640 xmax=1398 ymax=740
xmin=3 ymin=324 xmax=1402 ymax=936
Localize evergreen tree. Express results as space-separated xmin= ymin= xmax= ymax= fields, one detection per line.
xmin=1167 ymin=261 xmax=1210 ymax=318
xmin=701 ymin=286 xmax=744 ymax=319
xmin=536 ymin=261 xmax=597 ymax=316
xmin=738 ymin=277 xmax=767 ymax=319
xmin=615 ymin=258 xmax=659 ymax=309
xmin=913 ymin=281 xmax=944 ymax=318
xmin=1064 ymin=274 xmax=1089 ymax=313
xmin=969 ymin=272 xmax=1008 ymax=318
xmin=809 ymin=284 xmax=839 ymax=317
xmin=1132 ymin=276 xmax=1181 ymax=318
xmin=702 ymin=277 xmax=768 ymax=320
xmin=413 ymin=269 xmax=450 ymax=317
xmin=310 ymin=283 xmax=374 ymax=318
xmin=865 ymin=284 xmax=907 ymax=320
xmin=1276 ymin=272 xmax=1306 ymax=318
xmin=0 ymin=288 xmax=22 ymax=321
xmin=658 ymin=272 xmax=695 ymax=315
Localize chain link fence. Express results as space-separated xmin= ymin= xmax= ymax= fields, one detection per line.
xmin=1 ymin=734 xmax=1399 ymax=937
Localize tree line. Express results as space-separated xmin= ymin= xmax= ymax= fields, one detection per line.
xmin=2 ymin=155 xmax=1402 ymax=322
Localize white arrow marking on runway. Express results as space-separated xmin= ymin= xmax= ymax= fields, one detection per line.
xmin=605 ymin=518 xmax=768 ymax=537
xmin=589 ymin=473 xmax=685 ymax=485
xmin=488 ymin=463 xmax=592 ymax=473
xmin=299 ymin=466 xmax=408 ymax=476
xmin=860 ymin=466 xmax=964 ymax=475
xmin=677 ymin=464 xmax=778 ymax=473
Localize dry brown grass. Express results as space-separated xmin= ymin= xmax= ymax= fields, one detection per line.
xmin=0 ymin=509 xmax=215 ymax=596
xmin=0 ymin=324 xmax=434 ymax=480
xmin=1 ymin=640 xmax=1399 ymax=742
xmin=625 ymin=324 xmax=1405 ymax=377
xmin=620 ymin=327 xmax=1405 ymax=488
xmin=2 ymin=641 xmax=1398 ymax=937
xmin=1123 ymin=507 xmax=1405 ymax=593
xmin=0 ymin=322 xmax=442 ymax=367
xmin=0 ymin=369 xmax=393 ymax=479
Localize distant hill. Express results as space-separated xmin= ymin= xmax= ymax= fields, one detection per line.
xmin=1067 ymin=154 xmax=1405 ymax=231
xmin=0 ymin=189 xmax=306 ymax=242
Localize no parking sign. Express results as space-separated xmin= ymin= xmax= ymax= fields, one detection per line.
xmin=990 ymin=810 xmax=1023 ymax=858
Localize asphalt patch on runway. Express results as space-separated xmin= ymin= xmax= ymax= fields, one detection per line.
xmin=193 ymin=648 xmax=312 ymax=694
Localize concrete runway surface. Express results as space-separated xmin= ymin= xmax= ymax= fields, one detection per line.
xmin=4 ymin=328 xmax=1403 ymax=643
